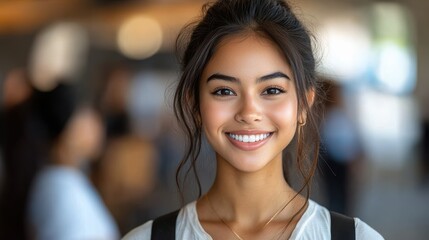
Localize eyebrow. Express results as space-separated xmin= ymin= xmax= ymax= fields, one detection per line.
xmin=207 ymin=73 xmax=238 ymax=82
xmin=258 ymin=72 xmax=291 ymax=82
xmin=206 ymin=71 xmax=290 ymax=83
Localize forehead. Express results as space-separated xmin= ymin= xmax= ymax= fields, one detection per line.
xmin=202 ymin=33 xmax=293 ymax=80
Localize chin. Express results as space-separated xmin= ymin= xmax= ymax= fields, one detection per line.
xmin=226 ymin=154 xmax=274 ymax=173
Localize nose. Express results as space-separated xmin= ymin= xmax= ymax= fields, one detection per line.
xmin=234 ymin=94 xmax=262 ymax=124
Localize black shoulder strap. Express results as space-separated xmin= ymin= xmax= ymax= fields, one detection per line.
xmin=150 ymin=209 xmax=355 ymax=240
xmin=330 ymin=211 xmax=356 ymax=240
xmin=151 ymin=209 xmax=180 ymax=240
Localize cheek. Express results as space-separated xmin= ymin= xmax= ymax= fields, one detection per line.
xmin=268 ymin=99 xmax=298 ymax=130
xmin=200 ymin=99 xmax=233 ymax=134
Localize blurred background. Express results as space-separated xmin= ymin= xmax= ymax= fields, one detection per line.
xmin=0 ymin=0 xmax=428 ymax=239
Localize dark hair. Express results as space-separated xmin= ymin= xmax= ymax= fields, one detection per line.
xmin=0 ymin=82 xmax=78 ymax=239
xmin=33 ymin=83 xmax=78 ymax=142
xmin=174 ymin=0 xmax=321 ymax=210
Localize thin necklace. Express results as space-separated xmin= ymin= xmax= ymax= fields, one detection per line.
xmin=272 ymin=200 xmax=308 ymax=240
xmin=205 ymin=193 xmax=295 ymax=240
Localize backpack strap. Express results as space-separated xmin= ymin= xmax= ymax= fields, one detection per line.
xmin=151 ymin=209 xmax=180 ymax=240
xmin=150 ymin=208 xmax=355 ymax=240
xmin=330 ymin=211 xmax=356 ymax=240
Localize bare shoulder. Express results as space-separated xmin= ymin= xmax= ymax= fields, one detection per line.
xmin=121 ymin=220 xmax=153 ymax=240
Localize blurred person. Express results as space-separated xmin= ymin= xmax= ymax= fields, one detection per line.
xmin=319 ymin=81 xmax=362 ymax=215
xmin=26 ymin=83 xmax=119 ymax=240
xmin=0 ymin=68 xmax=40 ymax=240
xmin=95 ymin=63 xmax=133 ymax=138
xmin=126 ymin=71 xmax=181 ymax=195
xmin=123 ymin=0 xmax=383 ymax=239
xmin=1 ymin=68 xmax=33 ymax=109
xmin=420 ymin=119 xmax=429 ymax=186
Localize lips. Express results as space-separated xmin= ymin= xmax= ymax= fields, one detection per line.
xmin=226 ymin=131 xmax=273 ymax=151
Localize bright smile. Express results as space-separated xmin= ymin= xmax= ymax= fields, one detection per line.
xmin=228 ymin=133 xmax=271 ymax=143
xmin=226 ymin=131 xmax=273 ymax=151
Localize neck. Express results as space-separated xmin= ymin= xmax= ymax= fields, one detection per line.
xmin=50 ymin=142 xmax=82 ymax=168
xmin=206 ymin=154 xmax=297 ymax=227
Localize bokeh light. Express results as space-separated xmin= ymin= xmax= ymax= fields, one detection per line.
xmin=117 ymin=15 xmax=163 ymax=60
xmin=29 ymin=22 xmax=88 ymax=91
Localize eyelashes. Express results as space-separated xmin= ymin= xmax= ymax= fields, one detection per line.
xmin=211 ymin=86 xmax=286 ymax=97
xmin=211 ymin=87 xmax=236 ymax=96
xmin=262 ymin=86 xmax=286 ymax=95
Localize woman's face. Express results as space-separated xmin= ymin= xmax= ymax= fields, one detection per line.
xmin=63 ymin=107 xmax=104 ymax=161
xmin=200 ymin=34 xmax=299 ymax=172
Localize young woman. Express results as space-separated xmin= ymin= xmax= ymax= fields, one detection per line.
xmin=123 ymin=0 xmax=384 ymax=239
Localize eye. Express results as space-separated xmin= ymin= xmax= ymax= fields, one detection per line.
xmin=262 ymin=87 xmax=286 ymax=95
xmin=212 ymin=88 xmax=236 ymax=96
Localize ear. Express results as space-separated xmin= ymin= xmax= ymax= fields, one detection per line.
xmin=298 ymin=88 xmax=315 ymax=125
xmin=306 ymin=87 xmax=315 ymax=108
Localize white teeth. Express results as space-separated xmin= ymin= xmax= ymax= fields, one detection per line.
xmin=228 ymin=133 xmax=271 ymax=143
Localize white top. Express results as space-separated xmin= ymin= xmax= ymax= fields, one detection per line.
xmin=122 ymin=199 xmax=383 ymax=240
xmin=122 ymin=200 xmax=384 ymax=240
xmin=28 ymin=166 xmax=120 ymax=240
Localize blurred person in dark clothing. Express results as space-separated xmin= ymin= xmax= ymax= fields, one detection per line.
xmin=320 ymin=81 xmax=362 ymax=215
xmin=420 ymin=119 xmax=429 ymax=186
xmin=95 ymin=63 xmax=133 ymax=138
xmin=0 ymin=68 xmax=40 ymax=240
